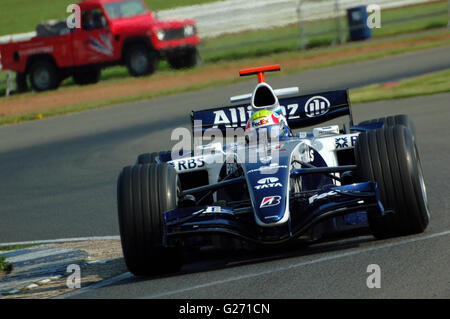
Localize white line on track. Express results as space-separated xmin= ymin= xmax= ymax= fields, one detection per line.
xmin=31 ymin=230 xmax=449 ymax=299
xmin=142 ymin=230 xmax=450 ymax=298
xmin=0 ymin=236 xmax=120 ymax=247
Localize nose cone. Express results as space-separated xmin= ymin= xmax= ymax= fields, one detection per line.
xmin=251 ymin=83 xmax=280 ymax=112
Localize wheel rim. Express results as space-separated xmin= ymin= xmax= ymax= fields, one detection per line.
xmin=131 ymin=51 xmax=148 ymax=74
xmin=33 ymin=67 xmax=51 ymax=89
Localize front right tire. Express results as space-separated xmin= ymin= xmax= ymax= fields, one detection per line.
xmin=117 ymin=163 xmax=181 ymax=276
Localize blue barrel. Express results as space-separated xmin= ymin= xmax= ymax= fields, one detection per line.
xmin=347 ymin=5 xmax=372 ymax=41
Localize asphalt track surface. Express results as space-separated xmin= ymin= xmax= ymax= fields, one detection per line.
xmin=0 ymin=45 xmax=449 ymax=298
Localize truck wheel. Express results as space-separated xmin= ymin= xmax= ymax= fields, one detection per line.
xmin=73 ymin=67 xmax=101 ymax=85
xmin=117 ymin=163 xmax=181 ymax=276
xmin=29 ymin=60 xmax=60 ymax=92
xmin=355 ymin=125 xmax=429 ymax=239
xmin=125 ymin=44 xmax=158 ymax=77
xmin=168 ymin=47 xmax=198 ymax=69
xmin=358 ymin=114 xmax=416 ymax=138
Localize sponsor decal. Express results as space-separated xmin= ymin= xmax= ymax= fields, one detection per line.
xmin=335 ymin=135 xmax=358 ymax=149
xmin=308 ymin=191 xmax=338 ymax=204
xmin=203 ymin=206 xmax=233 ymax=214
xmin=212 ymin=104 xmax=300 ymax=127
xmin=255 ymin=177 xmax=283 ymax=190
xmin=304 ymin=96 xmax=331 ymax=118
xmin=252 ymin=118 xmax=269 ymax=128
xmin=260 ymin=196 xmax=282 ymax=208
xmin=247 ymin=164 xmax=288 ymax=174
xmin=169 ymin=158 xmax=206 ymax=171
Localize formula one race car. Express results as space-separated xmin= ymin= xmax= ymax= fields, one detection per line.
xmin=117 ymin=65 xmax=430 ymax=276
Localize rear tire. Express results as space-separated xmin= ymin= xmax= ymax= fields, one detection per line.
xmin=355 ymin=125 xmax=429 ymax=238
xmin=29 ymin=60 xmax=60 ymax=92
xmin=117 ymin=163 xmax=181 ymax=276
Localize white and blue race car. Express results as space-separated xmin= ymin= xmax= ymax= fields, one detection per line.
xmin=117 ymin=65 xmax=429 ymax=276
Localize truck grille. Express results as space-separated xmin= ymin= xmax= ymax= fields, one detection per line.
xmin=164 ymin=28 xmax=185 ymax=40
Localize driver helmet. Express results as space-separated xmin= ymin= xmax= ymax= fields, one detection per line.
xmin=245 ymin=110 xmax=291 ymax=143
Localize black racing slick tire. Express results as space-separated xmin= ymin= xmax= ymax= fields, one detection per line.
xmin=358 ymin=114 xmax=416 ymax=138
xmin=117 ymin=163 xmax=181 ymax=276
xmin=355 ymin=125 xmax=429 ymax=239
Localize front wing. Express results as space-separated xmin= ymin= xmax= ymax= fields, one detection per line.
xmin=163 ymin=182 xmax=384 ymax=247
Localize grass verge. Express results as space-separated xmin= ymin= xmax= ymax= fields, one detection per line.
xmin=200 ymin=1 xmax=449 ymax=62
xmin=351 ymin=69 xmax=450 ymax=103
xmin=0 ymin=257 xmax=12 ymax=272
xmin=0 ymin=245 xmax=36 ymax=276
xmin=0 ymin=244 xmax=36 ymax=252
xmin=0 ymin=30 xmax=449 ymax=126
xmin=0 ymin=0 xmax=220 ymax=36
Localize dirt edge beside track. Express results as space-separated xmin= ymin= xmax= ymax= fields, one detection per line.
xmin=0 ymin=240 xmax=125 ymax=299
xmin=1 ymin=33 xmax=449 ymax=119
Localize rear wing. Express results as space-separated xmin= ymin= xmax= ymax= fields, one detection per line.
xmin=191 ymin=89 xmax=354 ymax=133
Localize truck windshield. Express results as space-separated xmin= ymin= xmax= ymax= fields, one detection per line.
xmin=104 ymin=0 xmax=149 ymax=19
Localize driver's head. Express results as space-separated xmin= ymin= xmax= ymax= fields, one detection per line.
xmin=245 ymin=110 xmax=290 ymax=144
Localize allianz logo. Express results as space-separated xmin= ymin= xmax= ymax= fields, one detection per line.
xmin=255 ymin=177 xmax=283 ymax=190
xmin=305 ymin=96 xmax=331 ymax=118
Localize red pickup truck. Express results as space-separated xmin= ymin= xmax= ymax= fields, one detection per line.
xmin=0 ymin=0 xmax=200 ymax=92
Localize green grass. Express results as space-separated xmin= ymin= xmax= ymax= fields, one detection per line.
xmin=200 ymin=1 xmax=449 ymax=62
xmin=0 ymin=0 xmax=221 ymax=36
xmin=0 ymin=256 xmax=12 ymax=272
xmin=0 ymin=244 xmax=36 ymax=272
xmin=1 ymin=1 xmax=448 ymax=94
xmin=351 ymin=69 xmax=450 ymax=103
xmin=1 ymin=30 xmax=450 ymax=126
xmin=0 ymin=244 xmax=36 ymax=251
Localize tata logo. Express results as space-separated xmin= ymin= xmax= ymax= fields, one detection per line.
xmin=255 ymin=177 xmax=282 ymax=190
xmin=304 ymin=96 xmax=331 ymax=118
xmin=260 ymin=196 xmax=282 ymax=208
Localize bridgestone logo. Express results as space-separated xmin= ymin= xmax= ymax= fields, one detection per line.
xmin=305 ymin=96 xmax=331 ymax=117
